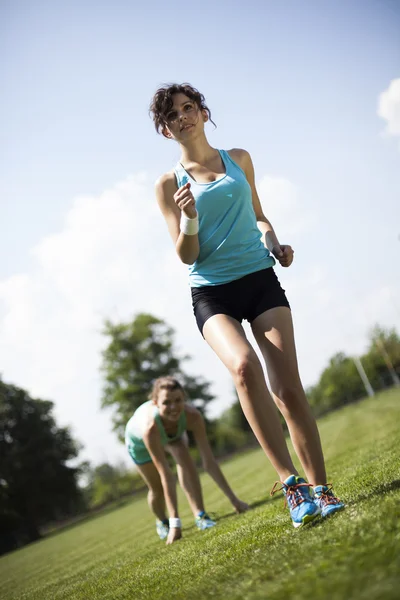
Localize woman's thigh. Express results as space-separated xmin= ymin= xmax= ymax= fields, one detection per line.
xmin=165 ymin=435 xmax=194 ymax=469
xmin=251 ymin=306 xmax=303 ymax=392
xmin=135 ymin=461 xmax=163 ymax=492
xmin=203 ymin=313 xmax=262 ymax=373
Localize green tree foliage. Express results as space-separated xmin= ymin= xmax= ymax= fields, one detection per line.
xmin=85 ymin=462 xmax=145 ymax=509
xmin=0 ymin=380 xmax=84 ymax=554
xmin=222 ymin=388 xmax=253 ymax=434
xmin=207 ymin=388 xmax=254 ymax=455
xmin=101 ymin=313 xmax=214 ymax=440
xmin=362 ymin=326 xmax=400 ymax=390
xmin=209 ymin=419 xmax=249 ymax=457
xmin=307 ymin=352 xmax=365 ymax=415
xmin=191 ymin=387 xmax=255 ymax=459
xmin=307 ymin=326 xmax=400 ymax=416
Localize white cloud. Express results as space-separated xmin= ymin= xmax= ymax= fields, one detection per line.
xmin=0 ymin=173 xmax=177 ymax=464
xmin=281 ymin=271 xmax=400 ymax=385
xmin=0 ymin=172 xmax=398 ymax=466
xmin=258 ymin=175 xmax=317 ymax=238
xmin=377 ymin=78 xmax=400 ymax=138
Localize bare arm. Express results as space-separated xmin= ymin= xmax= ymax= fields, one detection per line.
xmin=155 ymin=172 xmax=200 ymax=265
xmin=230 ymin=149 xmax=280 ymax=251
xmin=188 ymin=409 xmax=249 ymax=513
xmin=229 ymin=148 xmax=294 ymax=267
xmin=143 ymin=424 xmax=179 ymax=518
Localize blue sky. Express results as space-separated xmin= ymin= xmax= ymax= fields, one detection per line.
xmin=1 ymin=0 xmax=399 ymax=466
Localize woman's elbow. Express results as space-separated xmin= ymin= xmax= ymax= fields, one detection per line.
xmin=179 ymin=255 xmax=193 ymax=265
xmin=176 ymin=248 xmax=199 ymax=265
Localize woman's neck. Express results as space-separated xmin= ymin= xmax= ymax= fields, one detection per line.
xmin=180 ymin=134 xmax=217 ymax=165
xmin=160 ymin=416 xmax=178 ymax=432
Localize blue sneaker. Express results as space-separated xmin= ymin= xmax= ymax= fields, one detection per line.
xmin=195 ymin=511 xmax=216 ymax=530
xmin=314 ymin=484 xmax=345 ymax=517
xmin=156 ymin=519 xmax=169 ymax=540
xmin=271 ymin=475 xmax=321 ymax=528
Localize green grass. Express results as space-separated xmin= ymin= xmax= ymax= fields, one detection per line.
xmin=1 ymin=389 xmax=400 ymax=600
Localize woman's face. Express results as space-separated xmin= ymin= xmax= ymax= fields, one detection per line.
xmin=163 ymin=93 xmax=206 ymax=140
xmin=155 ymin=388 xmax=185 ymax=422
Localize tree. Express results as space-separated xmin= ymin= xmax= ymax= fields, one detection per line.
xmin=0 ymin=380 xmax=84 ymax=554
xmin=306 ymin=325 xmax=400 ymax=416
xmin=307 ymin=353 xmax=367 ymax=416
xmin=362 ymin=325 xmax=400 ymax=390
xmin=209 ymin=391 xmax=253 ymax=457
xmin=221 ymin=388 xmax=253 ymax=434
xmin=101 ymin=313 xmax=214 ymax=440
xmin=84 ymin=462 xmax=145 ymax=509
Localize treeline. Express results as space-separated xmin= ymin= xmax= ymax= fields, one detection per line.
xmin=0 ymin=381 xmax=85 ymax=555
xmin=0 ymin=381 xmax=148 ymax=556
xmin=81 ymin=462 xmax=145 ymax=510
xmin=1 ymin=315 xmax=399 ymax=555
xmin=306 ymin=325 xmax=400 ymax=416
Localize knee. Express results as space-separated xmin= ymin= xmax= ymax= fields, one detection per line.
xmin=231 ymin=353 xmax=261 ymax=388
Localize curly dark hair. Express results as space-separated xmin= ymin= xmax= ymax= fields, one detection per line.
xmin=149 ymin=83 xmax=216 ymax=134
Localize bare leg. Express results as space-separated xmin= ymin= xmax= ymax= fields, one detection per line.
xmin=203 ymin=314 xmax=297 ymax=481
xmin=136 ymin=462 xmax=167 ymax=521
xmin=166 ymin=435 xmax=205 ymax=517
xmin=251 ymin=307 xmax=326 ymax=486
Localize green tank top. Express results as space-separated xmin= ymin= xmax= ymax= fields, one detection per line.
xmin=125 ymin=400 xmax=187 ymax=465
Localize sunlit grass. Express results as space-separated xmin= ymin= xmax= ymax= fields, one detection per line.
xmin=1 ymin=389 xmax=399 ymax=599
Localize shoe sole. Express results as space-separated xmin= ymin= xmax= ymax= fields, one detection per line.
xmin=292 ymin=507 xmax=321 ymax=528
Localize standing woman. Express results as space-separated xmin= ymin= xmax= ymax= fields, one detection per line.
xmin=125 ymin=376 xmax=249 ymax=545
xmin=150 ymin=83 xmax=344 ymax=528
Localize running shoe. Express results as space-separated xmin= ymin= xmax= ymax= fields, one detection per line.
xmin=195 ymin=511 xmax=216 ymax=530
xmin=313 ymin=484 xmax=345 ymax=517
xmin=156 ymin=519 xmax=169 ymax=540
xmin=271 ymin=474 xmax=321 ymax=528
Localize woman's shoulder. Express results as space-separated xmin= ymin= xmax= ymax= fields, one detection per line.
xmin=184 ymin=404 xmax=203 ymax=429
xmin=154 ymin=170 xmax=179 ymax=208
xmin=226 ymin=147 xmax=251 ymax=166
xmin=226 ymin=148 xmax=251 ymax=172
xmin=140 ymin=403 xmax=158 ymax=437
xmin=155 ymin=169 xmax=178 ymax=191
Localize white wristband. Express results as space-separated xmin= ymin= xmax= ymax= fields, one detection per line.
xmin=169 ymin=517 xmax=182 ymax=529
xmin=180 ymin=213 xmax=199 ymax=235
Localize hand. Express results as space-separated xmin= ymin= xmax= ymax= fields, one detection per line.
xmin=166 ymin=527 xmax=182 ymax=545
xmin=174 ymin=182 xmax=197 ymax=219
xmin=232 ymin=498 xmax=250 ymax=514
xmin=272 ymin=244 xmax=294 ymax=267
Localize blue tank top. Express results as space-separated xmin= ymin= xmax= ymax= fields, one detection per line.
xmin=174 ymin=149 xmax=275 ymax=287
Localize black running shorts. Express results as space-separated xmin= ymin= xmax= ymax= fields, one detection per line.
xmin=191 ymin=267 xmax=290 ymax=336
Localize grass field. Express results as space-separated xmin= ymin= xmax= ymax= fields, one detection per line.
xmin=1 ymin=389 xmax=400 ymax=600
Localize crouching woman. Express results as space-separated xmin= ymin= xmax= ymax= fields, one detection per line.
xmin=125 ymin=376 xmax=249 ymax=544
